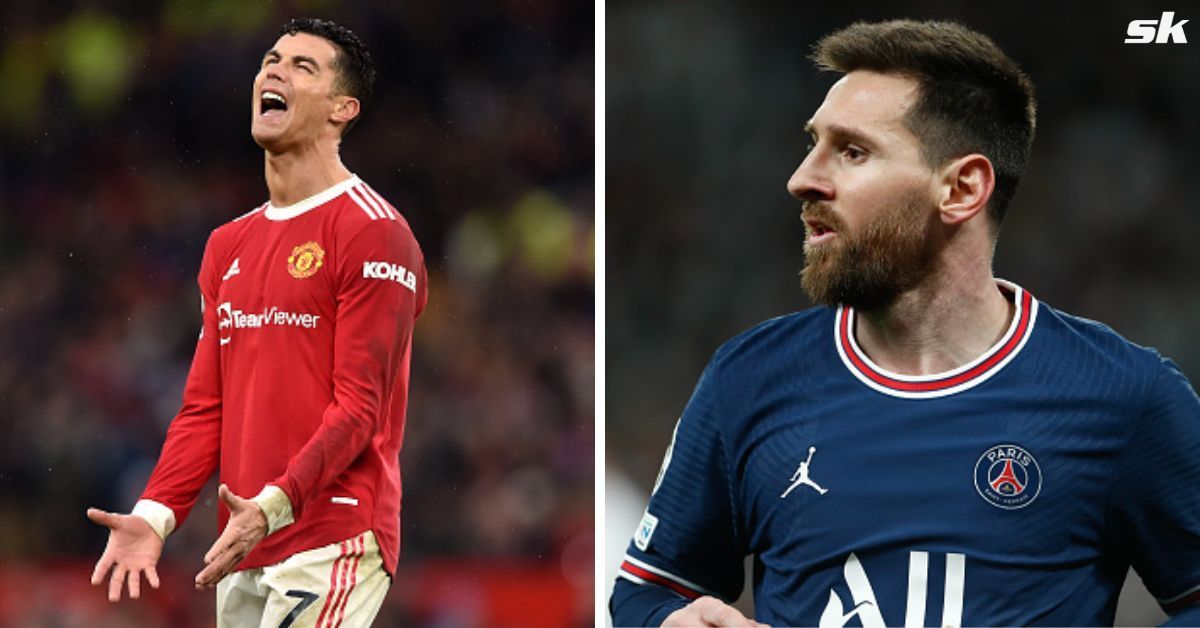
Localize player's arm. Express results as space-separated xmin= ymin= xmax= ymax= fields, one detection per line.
xmin=88 ymin=231 xmax=225 ymax=601
xmin=1109 ymin=357 xmax=1200 ymax=626
xmin=265 ymin=217 xmax=425 ymax=524
xmin=610 ymin=355 xmax=754 ymax=626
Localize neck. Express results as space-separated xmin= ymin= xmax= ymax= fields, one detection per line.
xmin=852 ymin=249 xmax=1013 ymax=376
xmin=264 ymin=140 xmax=352 ymax=207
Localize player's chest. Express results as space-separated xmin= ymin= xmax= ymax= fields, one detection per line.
xmin=733 ymin=382 xmax=1128 ymax=556
xmin=214 ymin=223 xmax=337 ymax=340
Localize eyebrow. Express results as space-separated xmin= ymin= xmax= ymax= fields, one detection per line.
xmin=262 ymin=49 xmax=321 ymax=71
xmin=804 ymin=121 xmax=879 ymax=148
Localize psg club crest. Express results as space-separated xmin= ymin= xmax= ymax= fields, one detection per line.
xmin=974 ymin=444 xmax=1042 ymax=510
xmin=287 ymin=241 xmax=325 ymax=279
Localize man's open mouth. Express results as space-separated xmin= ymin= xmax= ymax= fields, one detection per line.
xmin=260 ymin=90 xmax=288 ymax=117
xmin=804 ymin=217 xmax=838 ymax=244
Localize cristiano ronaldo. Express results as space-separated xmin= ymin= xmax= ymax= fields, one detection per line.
xmin=88 ymin=18 xmax=426 ymax=627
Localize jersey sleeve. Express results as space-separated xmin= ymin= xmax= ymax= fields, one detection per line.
xmin=1109 ymin=356 xmax=1200 ymax=620
xmin=267 ymin=216 xmax=426 ymax=521
xmin=610 ymin=353 xmax=747 ymax=626
xmin=138 ymin=231 xmax=225 ymax=534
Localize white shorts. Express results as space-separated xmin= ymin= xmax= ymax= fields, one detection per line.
xmin=216 ymin=530 xmax=389 ymax=628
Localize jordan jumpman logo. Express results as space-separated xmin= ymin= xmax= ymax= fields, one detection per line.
xmin=782 ymin=446 xmax=829 ymax=498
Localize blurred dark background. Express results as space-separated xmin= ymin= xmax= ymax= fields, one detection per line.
xmin=0 ymin=1 xmax=593 ymax=626
xmin=605 ymin=0 xmax=1199 ymax=624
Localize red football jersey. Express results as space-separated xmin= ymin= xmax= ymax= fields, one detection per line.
xmin=141 ymin=175 xmax=426 ymax=573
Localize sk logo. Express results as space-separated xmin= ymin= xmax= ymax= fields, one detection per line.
xmin=781 ymin=446 xmax=829 ymax=498
xmin=1125 ymin=12 xmax=1189 ymax=44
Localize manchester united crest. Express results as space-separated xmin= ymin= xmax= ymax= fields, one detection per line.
xmin=974 ymin=444 xmax=1042 ymax=510
xmin=287 ymin=241 xmax=325 ymax=279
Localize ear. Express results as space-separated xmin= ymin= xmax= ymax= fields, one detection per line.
xmin=936 ymin=154 xmax=994 ymax=227
xmin=330 ymin=95 xmax=361 ymax=127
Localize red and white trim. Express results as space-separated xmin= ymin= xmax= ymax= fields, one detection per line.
xmin=316 ymin=533 xmax=366 ymax=628
xmin=618 ymin=554 xmax=715 ymax=600
xmin=835 ymin=280 xmax=1038 ymax=399
xmin=347 ymin=182 xmax=401 ymax=221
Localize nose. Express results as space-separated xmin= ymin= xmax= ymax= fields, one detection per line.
xmin=261 ymin=64 xmax=285 ymax=85
xmin=787 ymin=151 xmax=833 ymax=203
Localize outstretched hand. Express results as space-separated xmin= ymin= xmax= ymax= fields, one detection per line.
xmin=195 ymin=484 xmax=268 ymax=589
xmin=88 ymin=507 xmax=164 ymax=602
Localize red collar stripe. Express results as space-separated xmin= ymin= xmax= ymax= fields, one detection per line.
xmin=839 ymin=287 xmax=1033 ymax=394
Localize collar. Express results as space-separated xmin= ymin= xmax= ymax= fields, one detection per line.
xmin=264 ymin=175 xmax=360 ymax=221
xmin=834 ymin=279 xmax=1038 ymax=399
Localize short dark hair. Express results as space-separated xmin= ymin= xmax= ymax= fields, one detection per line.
xmin=280 ymin=17 xmax=376 ymax=136
xmin=813 ymin=20 xmax=1036 ymax=228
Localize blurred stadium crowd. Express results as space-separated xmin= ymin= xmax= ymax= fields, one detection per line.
xmin=605 ymin=1 xmax=1198 ymax=624
xmin=0 ymin=1 xmax=593 ymax=626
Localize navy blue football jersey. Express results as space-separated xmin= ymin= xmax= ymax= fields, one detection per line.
xmin=611 ymin=281 xmax=1200 ymax=627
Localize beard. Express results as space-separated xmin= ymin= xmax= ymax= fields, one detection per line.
xmin=800 ymin=190 xmax=935 ymax=310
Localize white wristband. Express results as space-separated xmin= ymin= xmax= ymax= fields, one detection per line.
xmin=131 ymin=500 xmax=176 ymax=541
xmin=251 ymin=485 xmax=295 ymax=535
